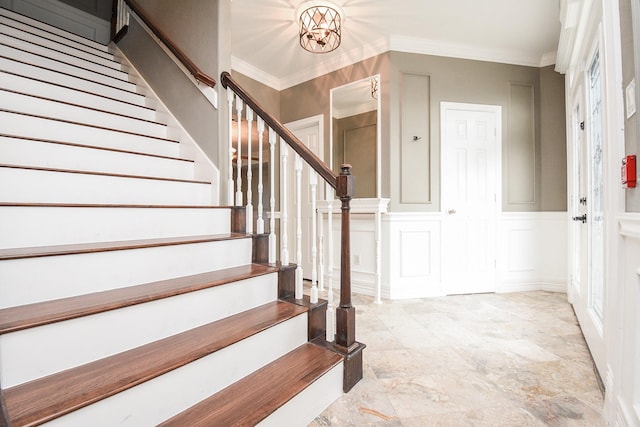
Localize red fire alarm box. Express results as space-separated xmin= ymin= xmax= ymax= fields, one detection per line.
xmin=622 ymin=155 xmax=637 ymax=188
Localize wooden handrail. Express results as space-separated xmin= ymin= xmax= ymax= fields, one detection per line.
xmin=122 ymin=0 xmax=216 ymax=88
xmin=220 ymin=72 xmax=337 ymax=189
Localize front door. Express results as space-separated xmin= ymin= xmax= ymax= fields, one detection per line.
xmin=441 ymin=103 xmax=500 ymax=294
xmin=569 ymin=47 xmax=606 ymax=375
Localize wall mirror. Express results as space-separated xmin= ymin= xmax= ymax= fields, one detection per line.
xmin=330 ymin=75 xmax=381 ymax=199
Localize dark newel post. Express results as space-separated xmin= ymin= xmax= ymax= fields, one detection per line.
xmin=335 ymin=164 xmax=355 ymax=349
xmin=334 ymin=164 xmax=365 ymax=392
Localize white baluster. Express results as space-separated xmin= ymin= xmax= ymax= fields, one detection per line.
xmin=295 ymin=154 xmax=303 ymax=299
xmin=234 ymin=96 xmax=243 ymax=207
xmin=245 ymin=107 xmax=254 ymax=233
xmin=310 ymin=170 xmax=319 ymax=303
xmin=226 ymin=90 xmax=234 ymax=206
xmin=256 ymin=117 xmax=265 ymax=234
xmin=280 ymin=144 xmax=289 ymax=265
xmin=317 ymin=209 xmax=324 ymax=292
xmin=268 ymin=129 xmax=277 ymax=263
xmin=375 ymin=210 xmax=382 ymax=304
xmin=117 ymin=0 xmax=127 ymax=32
xmin=326 ymin=185 xmax=335 ymax=341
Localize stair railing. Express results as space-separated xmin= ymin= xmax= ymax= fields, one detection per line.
xmin=221 ymin=72 xmax=364 ymax=392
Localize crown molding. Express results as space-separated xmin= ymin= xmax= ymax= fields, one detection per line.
xmin=539 ymin=51 xmax=558 ymax=67
xmin=390 ymin=35 xmax=544 ymax=68
xmin=233 ymin=35 xmax=556 ymax=91
xmin=231 ymin=56 xmax=282 ymax=90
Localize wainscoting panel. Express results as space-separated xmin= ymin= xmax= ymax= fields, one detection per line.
xmin=499 ymin=212 xmax=568 ymax=292
xmin=0 ymin=0 xmax=111 ymax=43
xmin=614 ymin=214 xmax=640 ymax=427
xmin=383 ymin=213 xmax=442 ymax=299
xmin=324 ymin=211 xmax=568 ymax=300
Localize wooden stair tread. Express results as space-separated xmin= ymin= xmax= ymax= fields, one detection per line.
xmin=0 ymin=11 xmax=110 ymax=54
xmin=0 ymin=263 xmax=278 ymax=333
xmin=159 ymin=343 xmax=343 ymax=427
xmin=0 ymin=87 xmax=164 ymax=126
xmin=0 ymin=163 xmax=211 ymax=184
xmin=0 ymin=49 xmax=135 ymax=96
xmin=0 ymin=68 xmax=153 ymax=111
xmin=0 ymin=233 xmax=250 ymax=260
xmin=3 ymin=301 xmax=308 ymax=426
xmin=0 ymin=29 xmax=121 ymax=70
xmin=0 ymin=133 xmax=193 ymax=163
xmin=0 ymin=109 xmax=175 ymax=142
xmin=0 ymin=19 xmax=113 ymax=60
xmin=0 ymin=201 xmax=227 ymax=208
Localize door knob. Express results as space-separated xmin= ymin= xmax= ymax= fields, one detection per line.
xmin=447 ymin=209 xmax=457 ymax=215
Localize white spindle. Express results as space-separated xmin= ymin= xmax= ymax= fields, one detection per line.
xmin=256 ymin=117 xmax=265 ymax=234
xmin=268 ymin=129 xmax=277 ymax=263
xmin=317 ymin=209 xmax=324 ymax=292
xmin=280 ymin=144 xmax=289 ymax=265
xmin=295 ymin=154 xmax=303 ymax=299
xmin=226 ymin=90 xmax=235 ymax=206
xmin=245 ymin=107 xmax=254 ymax=233
xmin=117 ymin=0 xmax=126 ymax=32
xmin=310 ymin=170 xmax=319 ymax=303
xmin=326 ymin=185 xmax=335 ymax=341
xmin=234 ymin=96 xmax=243 ymax=207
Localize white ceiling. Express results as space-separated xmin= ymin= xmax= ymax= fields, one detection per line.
xmin=231 ymin=0 xmax=563 ymax=90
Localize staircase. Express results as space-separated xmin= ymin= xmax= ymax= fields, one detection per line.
xmin=0 ymin=8 xmax=343 ymax=426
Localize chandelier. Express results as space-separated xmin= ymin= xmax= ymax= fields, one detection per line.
xmin=298 ymin=3 xmax=342 ymax=53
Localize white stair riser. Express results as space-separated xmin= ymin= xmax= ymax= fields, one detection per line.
xmin=0 ymin=137 xmax=193 ymax=190
xmin=0 ymin=8 xmax=111 ymax=53
xmin=1 ymin=90 xmax=166 ymax=137
xmin=0 ymin=238 xmax=254 ymax=308
xmin=0 ymin=44 xmax=133 ymax=90
xmin=0 ymin=167 xmax=212 ymax=205
xmin=0 ymin=71 xmax=155 ymax=121
xmin=0 ymin=31 xmax=121 ymax=71
xmin=0 ymin=16 xmax=115 ymax=61
xmin=0 ymin=23 xmax=116 ymax=66
xmin=0 ymin=112 xmax=178 ymax=157
xmin=259 ymin=364 xmax=343 ymax=427
xmin=0 ymin=59 xmax=144 ymax=104
xmin=1 ymin=273 xmax=279 ymax=387
xmin=0 ymin=205 xmax=230 ymax=248
xmin=42 ymin=316 xmax=308 ymax=427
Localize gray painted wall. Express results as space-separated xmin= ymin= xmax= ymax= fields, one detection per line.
xmin=389 ymin=52 xmax=567 ymax=213
xmin=133 ymin=0 xmax=218 ymax=78
xmin=117 ymin=17 xmax=219 ymax=164
xmin=238 ymin=51 xmax=568 ymax=213
xmin=620 ymin=0 xmax=640 ymax=212
xmin=278 ymin=52 xmax=566 ymax=212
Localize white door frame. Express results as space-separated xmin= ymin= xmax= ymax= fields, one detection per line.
xmin=440 ymin=102 xmax=502 ymax=294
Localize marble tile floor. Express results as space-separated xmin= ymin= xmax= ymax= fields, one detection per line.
xmin=309 ymin=291 xmax=605 ymax=427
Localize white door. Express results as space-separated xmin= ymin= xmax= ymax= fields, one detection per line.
xmin=441 ymin=103 xmax=500 ymax=295
xmin=569 ymin=47 xmax=606 ymax=374
xmin=568 ymin=90 xmax=588 ymax=305
xmin=285 ymin=116 xmax=324 ymax=280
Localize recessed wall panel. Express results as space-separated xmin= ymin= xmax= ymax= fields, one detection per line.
xmin=508 ymin=82 xmax=536 ymax=205
xmin=400 ymin=73 xmax=430 ymax=204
